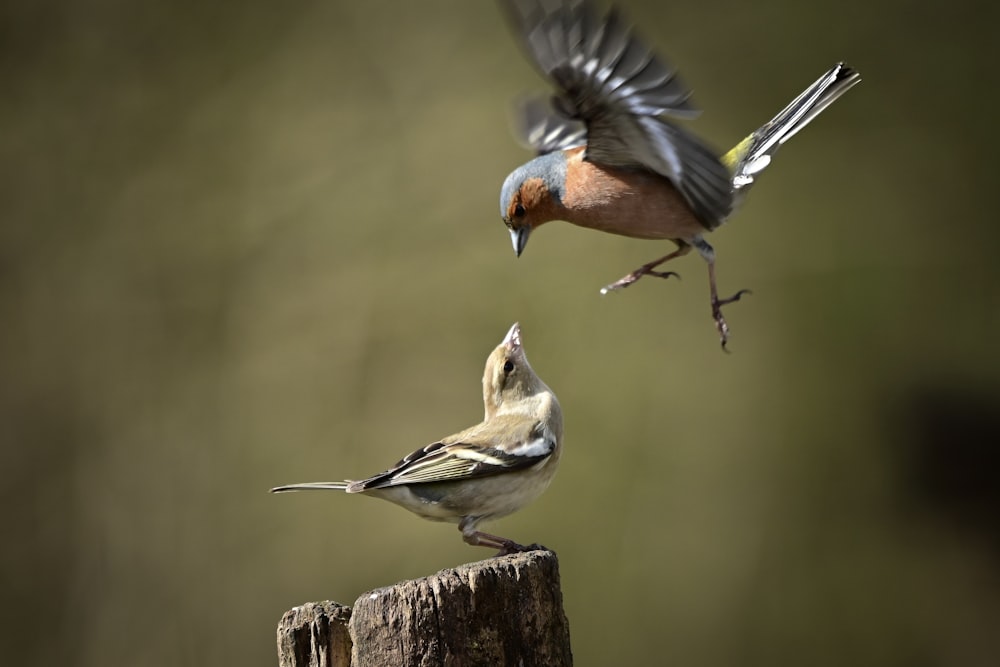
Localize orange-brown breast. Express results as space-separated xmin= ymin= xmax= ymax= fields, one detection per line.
xmin=560 ymin=147 xmax=707 ymax=241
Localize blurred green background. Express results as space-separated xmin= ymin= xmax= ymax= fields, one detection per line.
xmin=3 ymin=0 xmax=999 ymax=665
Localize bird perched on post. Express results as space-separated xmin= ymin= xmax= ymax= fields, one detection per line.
xmin=497 ymin=0 xmax=861 ymax=348
xmin=271 ymin=323 xmax=563 ymax=556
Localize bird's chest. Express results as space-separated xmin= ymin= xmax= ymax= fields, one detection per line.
xmin=561 ymin=162 xmax=706 ymax=240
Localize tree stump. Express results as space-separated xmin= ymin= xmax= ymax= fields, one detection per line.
xmin=277 ymin=601 xmax=352 ymax=667
xmin=277 ymin=549 xmax=572 ymax=667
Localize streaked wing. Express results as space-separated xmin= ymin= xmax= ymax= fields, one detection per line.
xmin=512 ymin=95 xmax=587 ymax=155
xmin=499 ymin=0 xmax=733 ymax=226
xmin=353 ymin=428 xmax=554 ymax=490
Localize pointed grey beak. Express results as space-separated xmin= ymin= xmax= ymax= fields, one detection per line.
xmin=510 ymin=227 xmax=530 ymax=257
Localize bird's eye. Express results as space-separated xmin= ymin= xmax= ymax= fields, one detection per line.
xmin=513 ymin=203 xmax=526 ymax=218
xmin=503 ymin=360 xmax=515 ymax=374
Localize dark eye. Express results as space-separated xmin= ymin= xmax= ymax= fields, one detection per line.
xmin=513 ymin=203 xmax=525 ymax=218
xmin=503 ymin=360 xmax=515 ymax=374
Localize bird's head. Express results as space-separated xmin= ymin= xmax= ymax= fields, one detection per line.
xmin=499 ymin=152 xmax=568 ymax=257
xmin=483 ymin=322 xmax=546 ymax=417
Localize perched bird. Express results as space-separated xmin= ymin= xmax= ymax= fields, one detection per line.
xmin=271 ymin=323 xmax=563 ymax=555
xmin=498 ymin=0 xmax=861 ymax=348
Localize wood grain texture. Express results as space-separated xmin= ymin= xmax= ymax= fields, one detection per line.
xmin=277 ymin=549 xmax=572 ymax=667
xmin=277 ymin=601 xmax=352 ymax=667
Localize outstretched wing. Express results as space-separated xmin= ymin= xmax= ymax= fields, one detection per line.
xmin=512 ymin=95 xmax=588 ymax=155
xmin=499 ymin=0 xmax=733 ymax=226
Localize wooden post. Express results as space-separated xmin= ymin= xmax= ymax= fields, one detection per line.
xmin=277 ymin=601 xmax=352 ymax=667
xmin=277 ymin=549 xmax=573 ymax=667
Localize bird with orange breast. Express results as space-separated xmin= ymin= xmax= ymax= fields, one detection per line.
xmin=498 ymin=0 xmax=861 ymax=348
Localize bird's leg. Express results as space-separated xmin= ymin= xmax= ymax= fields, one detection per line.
xmin=459 ymin=518 xmax=533 ymax=556
xmin=600 ymin=243 xmax=691 ymax=295
xmin=699 ymin=240 xmax=751 ymax=351
xmin=466 ymin=530 xmax=532 ymax=556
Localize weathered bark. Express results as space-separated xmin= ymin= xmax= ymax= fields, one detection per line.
xmin=277 ymin=549 xmax=572 ymax=667
xmin=277 ymin=601 xmax=352 ymax=667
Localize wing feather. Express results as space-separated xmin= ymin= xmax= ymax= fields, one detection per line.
xmin=352 ymin=431 xmax=555 ymax=491
xmin=500 ymin=0 xmax=733 ymax=225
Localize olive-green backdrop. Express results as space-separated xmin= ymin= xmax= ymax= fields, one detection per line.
xmin=3 ymin=0 xmax=998 ymax=665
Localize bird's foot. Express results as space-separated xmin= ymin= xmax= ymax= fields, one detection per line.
xmin=712 ymin=289 xmax=752 ymax=351
xmin=464 ymin=527 xmax=543 ymax=556
xmin=494 ymin=540 xmax=546 ymax=557
xmin=600 ymin=267 xmax=680 ymax=295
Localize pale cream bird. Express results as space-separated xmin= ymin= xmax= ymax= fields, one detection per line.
xmin=271 ymin=323 xmax=563 ymax=555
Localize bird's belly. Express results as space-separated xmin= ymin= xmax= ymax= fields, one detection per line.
xmin=370 ymin=457 xmax=559 ymax=524
xmin=562 ymin=163 xmax=707 ymax=240
xmin=455 ymin=459 xmax=558 ymax=520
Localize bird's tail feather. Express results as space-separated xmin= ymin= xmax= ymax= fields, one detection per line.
xmin=270 ymin=482 xmax=349 ymax=493
xmin=725 ymin=63 xmax=860 ymax=193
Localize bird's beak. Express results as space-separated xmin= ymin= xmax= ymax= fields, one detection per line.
xmin=510 ymin=227 xmax=530 ymax=257
xmin=502 ymin=322 xmax=522 ymax=349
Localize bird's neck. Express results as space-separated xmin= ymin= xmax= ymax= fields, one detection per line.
xmin=490 ymin=389 xmax=560 ymax=428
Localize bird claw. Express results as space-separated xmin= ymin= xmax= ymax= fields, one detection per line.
xmin=494 ymin=540 xmax=529 ymax=557
xmin=716 ymin=288 xmax=752 ymax=307
xmin=712 ymin=289 xmax=751 ymax=351
xmin=494 ymin=541 xmax=546 ymax=557
xmin=600 ymin=269 xmax=680 ymax=295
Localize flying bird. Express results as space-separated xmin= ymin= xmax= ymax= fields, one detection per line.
xmin=498 ymin=0 xmax=861 ymax=348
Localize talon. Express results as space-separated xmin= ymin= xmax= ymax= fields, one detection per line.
xmin=715 ymin=316 xmax=732 ymax=352
xmin=600 ymin=271 xmax=644 ymax=294
xmin=494 ymin=539 xmax=531 ymax=557
xmin=600 ymin=269 xmax=681 ymax=295
xmin=599 ymin=278 xmax=634 ymax=295
xmin=601 ymin=247 xmax=690 ymax=295
xmin=714 ymin=288 xmax=752 ymax=308
xmin=711 ymin=289 xmax=749 ymax=352
xmin=498 ymin=542 xmax=547 ymax=555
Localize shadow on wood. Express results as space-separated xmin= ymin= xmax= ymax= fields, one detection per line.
xmin=277 ymin=549 xmax=572 ymax=667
